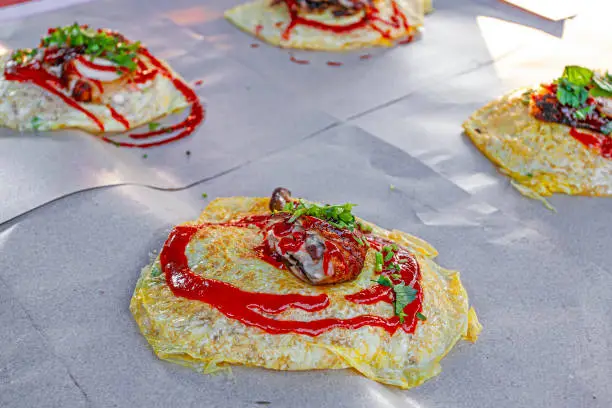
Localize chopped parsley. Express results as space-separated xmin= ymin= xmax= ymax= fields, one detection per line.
xmin=201 ymin=193 xmax=208 ymax=199
xmin=416 ymin=312 xmax=427 ymax=321
xmin=574 ymin=105 xmax=595 ymax=121
xmin=556 ymin=77 xmax=588 ymax=108
xmin=601 ymin=122 xmax=612 ymax=136
xmin=521 ymin=89 xmax=534 ymax=105
xmin=282 ymin=200 xmax=356 ymax=230
xmin=393 ymin=283 xmax=417 ymax=322
xmin=556 ymin=65 xmax=612 ymax=107
xmin=593 ymin=73 xmax=612 ymax=94
xmin=148 ymin=122 xmax=161 ymax=131
xmin=384 ymin=251 xmax=394 ymax=262
xmin=150 ymin=267 xmax=161 ymax=277
xmin=30 ymin=116 xmax=42 ymax=131
xmin=562 ymin=65 xmax=593 ymax=87
xmin=142 ymin=154 xmax=148 ymax=159
xmin=374 ymin=251 xmax=383 ymax=272
xmin=373 ymin=275 xmax=393 ymax=287
xmin=373 ymin=275 xmax=417 ymax=323
xmin=38 ymin=23 xmax=141 ymax=71
xmin=357 ymin=222 xmax=373 ymax=233
xmin=11 ymin=48 xmax=37 ymax=64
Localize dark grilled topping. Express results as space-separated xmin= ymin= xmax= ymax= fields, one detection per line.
xmin=276 ymin=0 xmax=373 ymax=17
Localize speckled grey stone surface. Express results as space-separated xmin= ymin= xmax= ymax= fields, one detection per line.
xmin=1 ymin=126 xmax=611 ymax=408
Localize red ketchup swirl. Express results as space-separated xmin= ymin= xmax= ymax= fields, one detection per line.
xmin=159 ymin=214 xmax=423 ymax=337
xmin=4 ymin=65 xmax=105 ymax=130
xmin=4 ymin=41 xmax=204 ymax=148
xmin=279 ymin=0 xmax=411 ymax=42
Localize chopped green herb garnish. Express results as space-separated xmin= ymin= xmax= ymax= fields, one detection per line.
xmin=372 ymin=275 xmax=418 ymax=323
xmin=384 ymin=251 xmax=394 ymax=262
xmin=390 ymin=263 xmax=401 ymax=271
xmin=590 ymin=86 xmax=612 ymax=98
xmin=601 ymin=122 xmax=612 ymax=136
xmin=382 ymin=245 xmax=392 ymax=253
xmin=562 ymin=65 xmax=593 ymax=87
xmin=358 ymin=222 xmax=373 ymax=233
xmin=526 ymin=172 xmax=533 ymax=178
xmin=202 ymin=193 xmax=208 ymax=198
xmin=389 ymin=184 xmax=396 ymax=191
xmin=142 ymin=154 xmax=148 ymax=159
xmin=148 ymin=122 xmax=161 ymax=131
xmin=393 ymin=283 xmax=417 ymax=323
xmin=555 ymin=65 xmax=612 ymax=104
xmin=283 ymin=199 xmax=357 ymax=230
xmin=391 ymin=274 xmax=401 ymax=279
xmin=373 ymin=275 xmax=393 ymax=287
xmin=574 ymin=105 xmax=595 ymax=121
xmin=557 ymin=77 xmax=589 ymax=108
xmin=11 ymin=48 xmax=37 ymax=64
xmin=416 ymin=312 xmax=427 ymax=321
xmin=150 ymin=267 xmax=161 ymax=277
xmin=521 ymin=89 xmax=534 ymax=105
xmin=353 ymin=235 xmax=365 ymax=246
xmin=30 ymin=116 xmax=42 ymax=131
xmin=375 ymin=251 xmax=383 ymax=272
xmin=38 ymin=23 xmax=141 ymax=71
xmin=593 ymin=73 xmax=612 ymax=93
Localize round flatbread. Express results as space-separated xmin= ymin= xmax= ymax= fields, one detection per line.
xmin=225 ymin=0 xmax=424 ymax=50
xmin=131 ymin=196 xmax=480 ymax=389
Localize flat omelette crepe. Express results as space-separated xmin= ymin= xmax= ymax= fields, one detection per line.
xmin=464 ymin=66 xmax=612 ymax=207
xmin=131 ymin=190 xmax=480 ymax=389
xmin=0 ymin=23 xmax=203 ymax=147
xmin=225 ymin=0 xmax=426 ymax=50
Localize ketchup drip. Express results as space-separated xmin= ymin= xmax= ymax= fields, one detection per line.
xmin=345 ymin=236 xmax=422 ymax=333
xmin=107 ymin=105 xmax=130 ymax=130
xmin=289 ymin=55 xmax=310 ymax=65
xmin=570 ymin=128 xmax=612 ymax=159
xmin=4 ymin=43 xmax=204 ymax=148
xmin=114 ymin=48 xmax=204 ymax=148
xmin=279 ymin=0 xmax=411 ymax=42
xmin=4 ymin=65 xmax=105 ymax=131
xmin=158 ymin=214 xmax=423 ymax=337
xmin=531 ymin=85 xmax=612 ymax=159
